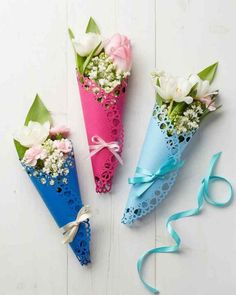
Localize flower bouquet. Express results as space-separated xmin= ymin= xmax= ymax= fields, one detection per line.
xmin=69 ymin=17 xmax=132 ymax=193
xmin=14 ymin=95 xmax=91 ymax=265
xmin=122 ymin=63 xmax=220 ymax=224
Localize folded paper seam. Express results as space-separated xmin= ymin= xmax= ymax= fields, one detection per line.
xmin=137 ymin=152 xmax=233 ymax=293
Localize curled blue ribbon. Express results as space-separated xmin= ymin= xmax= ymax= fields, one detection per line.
xmin=128 ymin=158 xmax=185 ymax=198
xmin=137 ymin=152 xmax=233 ymax=293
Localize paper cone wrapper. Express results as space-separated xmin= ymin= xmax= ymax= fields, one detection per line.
xmin=77 ymin=75 xmax=128 ymax=193
xmin=122 ymin=104 xmax=195 ymax=224
xmin=24 ymin=148 xmax=91 ymax=265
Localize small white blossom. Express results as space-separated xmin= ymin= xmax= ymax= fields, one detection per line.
xmin=84 ymin=52 xmax=129 ymax=93
xmin=89 ymin=71 xmax=97 ymax=80
xmin=173 ymin=102 xmax=204 ymax=134
xmin=42 ymin=148 xmax=65 ymax=177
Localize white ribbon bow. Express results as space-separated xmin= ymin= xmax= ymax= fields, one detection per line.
xmin=60 ymin=205 xmax=91 ymax=244
xmin=89 ymin=135 xmax=123 ymax=165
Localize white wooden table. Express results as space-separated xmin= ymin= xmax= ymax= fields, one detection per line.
xmin=1 ymin=0 xmax=236 ymax=294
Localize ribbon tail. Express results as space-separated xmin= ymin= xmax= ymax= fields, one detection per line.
xmin=136 ymin=152 xmax=233 ymax=294
xmin=62 ymin=226 xmax=78 ymax=244
xmin=137 ymin=252 xmax=159 ymax=294
xmin=135 ymin=181 xmax=154 ymax=198
xmin=110 ymin=150 xmax=123 ymax=165
xmin=90 ymin=146 xmax=103 ymax=158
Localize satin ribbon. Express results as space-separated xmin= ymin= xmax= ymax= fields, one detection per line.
xmin=89 ymin=135 xmax=123 ymax=165
xmin=137 ymin=152 xmax=233 ymax=293
xmin=60 ymin=205 xmax=91 ymax=244
xmin=128 ymin=158 xmax=185 ymax=198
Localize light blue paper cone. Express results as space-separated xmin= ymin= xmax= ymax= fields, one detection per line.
xmin=122 ymin=104 xmax=194 ymax=224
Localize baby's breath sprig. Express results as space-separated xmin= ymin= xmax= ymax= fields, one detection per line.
xmin=84 ymin=52 xmax=130 ymax=93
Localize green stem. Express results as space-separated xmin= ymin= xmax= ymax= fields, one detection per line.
xmin=168 ymin=100 xmax=174 ymax=116
xmin=200 ymin=105 xmax=222 ymax=121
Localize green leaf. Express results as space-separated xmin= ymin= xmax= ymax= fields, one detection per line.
xmin=25 ymin=94 xmax=52 ymax=125
xmin=155 ymin=93 xmax=163 ymax=106
xmin=76 ymin=55 xmax=85 ymax=73
xmin=14 ymin=139 xmax=28 ymax=160
xmin=169 ymin=102 xmax=187 ymax=120
xmin=85 ymin=17 xmax=100 ymax=34
xmin=68 ymin=27 xmax=75 ymax=39
xmin=82 ymin=41 xmax=102 ymax=74
xmin=200 ymin=104 xmax=222 ymax=122
xmin=155 ymin=77 xmax=163 ymax=106
xmin=68 ymin=28 xmax=85 ymax=73
xmin=198 ymin=62 xmax=218 ymax=84
xmin=14 ymin=95 xmax=52 ymax=159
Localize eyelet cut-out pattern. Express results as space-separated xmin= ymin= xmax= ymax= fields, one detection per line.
xmin=78 ymin=75 xmax=128 ymax=193
xmin=122 ymin=104 xmax=195 ymax=224
xmin=24 ymin=152 xmax=91 ymax=265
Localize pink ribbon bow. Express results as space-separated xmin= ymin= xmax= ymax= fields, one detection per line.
xmin=89 ymin=135 xmax=123 ymax=165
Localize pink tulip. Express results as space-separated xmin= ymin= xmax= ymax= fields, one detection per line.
xmin=24 ymin=145 xmax=47 ymax=167
xmin=53 ymin=139 xmax=72 ymax=154
xmin=50 ymin=125 xmax=70 ymax=138
xmin=105 ymin=33 xmax=132 ymax=72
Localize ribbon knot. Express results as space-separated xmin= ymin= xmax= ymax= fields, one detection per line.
xmin=89 ymin=135 xmax=123 ymax=165
xmin=128 ymin=158 xmax=185 ymax=198
xmin=137 ymin=152 xmax=233 ymax=294
xmin=60 ymin=205 xmax=91 ymax=244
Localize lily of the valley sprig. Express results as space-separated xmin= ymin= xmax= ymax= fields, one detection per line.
xmin=69 ymin=17 xmax=132 ymax=93
xmin=151 ymin=63 xmax=220 ymax=134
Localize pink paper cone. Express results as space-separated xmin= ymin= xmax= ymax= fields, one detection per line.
xmin=77 ymin=75 xmax=128 ymax=193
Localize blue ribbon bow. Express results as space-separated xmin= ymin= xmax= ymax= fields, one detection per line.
xmin=137 ymin=152 xmax=233 ymax=293
xmin=128 ymin=158 xmax=185 ymax=198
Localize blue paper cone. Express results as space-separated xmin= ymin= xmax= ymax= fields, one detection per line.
xmin=122 ymin=104 xmax=194 ymax=224
xmin=24 ymin=150 xmax=91 ymax=265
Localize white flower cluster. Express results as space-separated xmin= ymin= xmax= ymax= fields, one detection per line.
xmin=173 ymin=103 xmax=204 ymax=134
xmin=84 ymin=52 xmax=130 ymax=93
xmin=151 ymin=66 xmax=219 ymax=134
xmin=42 ymin=138 xmax=54 ymax=154
xmin=42 ymin=148 xmax=65 ymax=178
xmin=40 ymin=138 xmax=72 ymax=177
xmin=152 ymin=71 xmax=214 ymax=105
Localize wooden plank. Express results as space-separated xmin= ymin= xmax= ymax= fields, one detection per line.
xmin=1 ymin=0 xmax=236 ymax=294
xmin=155 ymin=0 xmax=236 ymax=294
xmin=67 ymin=0 xmax=156 ymax=294
xmin=0 ymin=1 xmax=68 ymax=294
xmin=112 ymin=0 xmax=157 ymax=294
xmin=67 ymin=1 xmax=117 ymax=295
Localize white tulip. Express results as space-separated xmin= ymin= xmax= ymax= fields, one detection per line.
xmin=72 ymin=33 xmax=103 ymax=57
xmin=173 ymin=77 xmax=193 ymax=104
xmin=189 ymin=74 xmax=211 ymax=98
xmin=156 ymin=75 xmax=193 ymax=104
xmin=14 ymin=121 xmax=50 ymax=147
xmin=156 ymin=75 xmax=176 ymax=102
